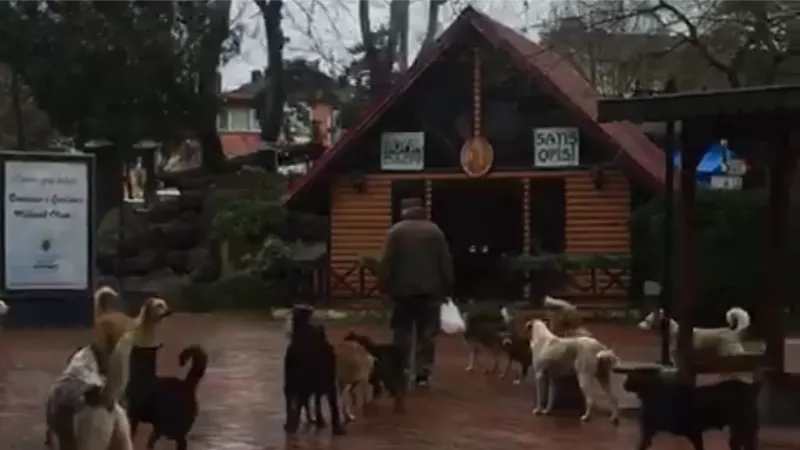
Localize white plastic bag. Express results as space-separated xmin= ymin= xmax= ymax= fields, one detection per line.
xmin=440 ymin=298 xmax=466 ymax=334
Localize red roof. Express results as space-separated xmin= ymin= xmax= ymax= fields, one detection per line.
xmin=284 ymin=7 xmax=665 ymax=207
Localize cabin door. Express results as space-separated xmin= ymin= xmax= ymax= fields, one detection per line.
xmin=431 ymin=179 xmax=523 ymax=301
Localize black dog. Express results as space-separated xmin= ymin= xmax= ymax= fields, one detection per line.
xmin=624 ymin=371 xmax=759 ymax=450
xmin=499 ymin=332 xmax=531 ymax=383
xmin=127 ymin=345 xmax=208 ymax=450
xmin=344 ymin=331 xmax=406 ymax=411
xmin=463 ymin=306 xmax=511 ymax=373
xmin=283 ymin=305 xmax=345 ymax=435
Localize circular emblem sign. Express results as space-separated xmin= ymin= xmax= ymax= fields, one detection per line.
xmin=460 ymin=136 xmax=494 ymax=177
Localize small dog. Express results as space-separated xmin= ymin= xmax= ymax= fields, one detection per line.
xmin=128 ymin=345 xmax=208 ymax=450
xmin=0 ymin=299 xmax=8 ymax=316
xmin=463 ymin=304 xmax=511 ymax=373
xmin=638 ymin=307 xmax=751 ymax=360
xmin=624 ymin=371 xmax=759 ymax=450
xmin=344 ymin=331 xmax=406 ymax=412
xmin=527 ymin=318 xmax=620 ymax=424
xmin=46 ymin=330 xmax=138 ymax=450
xmin=334 ymin=340 xmax=375 ymax=422
xmin=283 ymin=305 xmax=344 ymax=435
xmin=499 ymin=332 xmax=532 ymax=384
xmin=91 ymin=286 xmax=171 ymax=380
xmin=543 ymin=296 xmax=592 ymax=337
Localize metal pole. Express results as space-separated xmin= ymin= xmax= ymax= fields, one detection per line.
xmin=661 ymin=119 xmax=675 ymax=365
xmin=11 ymin=69 xmax=26 ymax=150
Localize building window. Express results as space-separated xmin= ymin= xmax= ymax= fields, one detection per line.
xmin=228 ymin=107 xmax=252 ymax=131
xmin=217 ymin=110 xmax=229 ymax=130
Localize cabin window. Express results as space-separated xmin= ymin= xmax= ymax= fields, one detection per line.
xmin=529 ymin=179 xmax=565 ymax=254
xmin=391 ymin=179 xmax=426 ymax=224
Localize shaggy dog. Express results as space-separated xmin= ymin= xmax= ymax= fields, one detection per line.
xmin=637 ymin=307 xmax=751 ymax=360
xmin=283 ymin=305 xmax=345 ymax=435
xmin=128 ymin=345 xmax=208 ymax=450
xmin=624 ymin=370 xmax=759 ymax=450
xmin=527 ymin=318 xmax=620 ymax=424
xmin=344 ymin=331 xmax=406 ymax=412
xmin=463 ymin=304 xmax=511 ymax=373
xmin=46 ymin=330 xmax=137 ymax=450
xmin=91 ymin=286 xmax=171 ymax=378
xmin=543 ymin=296 xmax=593 ymax=337
xmin=334 ymin=340 xmax=375 ymax=422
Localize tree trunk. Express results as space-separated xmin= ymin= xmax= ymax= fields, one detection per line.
xmin=255 ymin=0 xmax=285 ymax=143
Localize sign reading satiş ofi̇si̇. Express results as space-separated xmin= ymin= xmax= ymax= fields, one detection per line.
xmin=3 ymin=160 xmax=89 ymax=290
xmin=533 ymin=127 xmax=580 ymax=168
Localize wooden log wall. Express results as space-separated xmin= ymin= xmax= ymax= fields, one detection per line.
xmin=560 ymin=170 xmax=631 ymax=300
xmin=329 ymin=176 xmax=391 ymax=297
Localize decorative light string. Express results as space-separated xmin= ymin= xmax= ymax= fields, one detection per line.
xmin=473 ymin=49 xmax=481 ymax=138
xmin=522 ymin=178 xmax=531 ymax=299
xmin=424 ymin=179 xmax=432 ymax=220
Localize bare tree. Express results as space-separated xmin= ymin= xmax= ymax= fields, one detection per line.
xmin=254 ymin=0 xmax=286 ymax=142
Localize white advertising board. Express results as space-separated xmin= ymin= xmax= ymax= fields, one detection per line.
xmin=3 ymin=160 xmax=89 ymax=290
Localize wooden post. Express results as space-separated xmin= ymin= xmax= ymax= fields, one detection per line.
xmin=765 ymin=136 xmax=790 ymax=373
xmin=522 ymin=178 xmax=531 ymax=299
xmin=676 ymin=123 xmax=698 ymax=381
xmin=661 ymin=119 xmax=676 ymax=365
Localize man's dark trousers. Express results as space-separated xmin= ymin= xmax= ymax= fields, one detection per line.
xmin=390 ymin=295 xmax=440 ymax=380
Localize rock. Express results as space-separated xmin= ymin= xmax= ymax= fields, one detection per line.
xmin=121 ymin=250 xmax=163 ymax=276
xmin=160 ymin=220 xmax=203 ymax=250
xmin=165 ymin=251 xmax=189 ymax=273
xmin=146 ymin=199 xmax=182 ymax=223
xmin=186 ymin=246 xmax=210 ymax=273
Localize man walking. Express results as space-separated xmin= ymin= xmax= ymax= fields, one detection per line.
xmin=378 ymin=197 xmax=454 ymax=386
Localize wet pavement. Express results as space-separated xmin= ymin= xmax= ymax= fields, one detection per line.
xmin=1 ymin=315 xmax=797 ymax=450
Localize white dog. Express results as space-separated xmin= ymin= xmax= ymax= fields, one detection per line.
xmin=46 ymin=330 xmax=136 ymax=450
xmin=637 ymin=307 xmax=751 ymax=359
xmin=527 ymin=318 xmax=620 ymax=424
xmin=0 ymin=299 xmax=8 ymax=316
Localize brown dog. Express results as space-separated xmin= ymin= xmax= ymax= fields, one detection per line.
xmin=334 ymin=341 xmax=375 ymax=422
xmin=91 ymin=286 xmax=171 ymax=378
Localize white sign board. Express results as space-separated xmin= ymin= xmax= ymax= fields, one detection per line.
xmin=710 ymin=174 xmax=743 ymax=191
xmin=3 ymin=160 xmax=89 ymax=290
xmin=534 ymin=127 xmax=580 ymax=168
xmin=380 ymin=132 xmax=424 ymax=171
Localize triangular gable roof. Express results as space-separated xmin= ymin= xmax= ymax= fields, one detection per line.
xmin=284 ymin=7 xmax=666 ymax=207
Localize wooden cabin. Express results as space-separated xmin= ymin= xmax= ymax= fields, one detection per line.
xmin=283 ymin=7 xmax=666 ymax=306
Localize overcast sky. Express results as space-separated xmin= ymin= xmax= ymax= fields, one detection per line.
xmin=221 ymin=0 xmax=551 ymax=91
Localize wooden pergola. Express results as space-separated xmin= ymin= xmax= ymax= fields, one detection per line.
xmin=598 ymin=85 xmax=800 ymax=380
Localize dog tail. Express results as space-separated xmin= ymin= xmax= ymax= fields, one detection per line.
xmin=726 ymin=307 xmax=751 ymax=334
xmin=93 ymin=285 xmax=119 ymax=318
xmin=596 ymin=349 xmax=620 ymax=384
xmin=543 ymin=295 xmax=577 ymax=311
xmin=179 ymin=345 xmax=208 ymax=389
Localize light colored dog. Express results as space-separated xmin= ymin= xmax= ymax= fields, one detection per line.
xmin=46 ymin=330 xmax=136 ymax=450
xmin=543 ymin=295 xmax=593 ymax=337
xmin=637 ymin=307 xmax=751 ymax=359
xmin=91 ymin=286 xmax=171 ymax=377
xmin=527 ymin=318 xmax=620 ymax=424
xmin=0 ymin=299 xmax=8 ymax=316
xmin=334 ymin=341 xmax=375 ymax=422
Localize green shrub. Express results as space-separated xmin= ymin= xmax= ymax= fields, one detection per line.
xmin=176 ymin=274 xmax=288 ymax=312
xmin=630 ymin=189 xmax=770 ymax=326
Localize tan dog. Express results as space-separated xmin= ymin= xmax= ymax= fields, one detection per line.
xmin=543 ymin=295 xmax=592 ymax=337
xmin=91 ymin=286 xmax=171 ymax=379
xmin=334 ymin=341 xmax=375 ymax=422
xmin=527 ymin=318 xmax=620 ymax=424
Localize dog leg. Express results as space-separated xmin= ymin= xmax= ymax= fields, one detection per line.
xmin=597 ymin=372 xmax=620 ymax=425
xmin=283 ymin=393 xmax=302 ymax=434
xmin=499 ymin=355 xmax=512 ymax=379
xmin=636 ymin=429 xmax=655 ymax=450
xmin=174 ymin=435 xmax=188 ymax=450
xmin=533 ymin=371 xmax=546 ymax=414
xmin=313 ymin=394 xmax=326 ymax=428
xmin=465 ymin=345 xmax=478 ymax=372
xmin=543 ymin=375 xmax=557 ymax=415
xmin=340 ymin=384 xmax=356 ymax=422
xmin=146 ymin=430 xmax=160 ymax=450
xmin=577 ymin=373 xmax=595 ymax=422
xmin=325 ymin=387 xmax=346 ymax=436
xmin=516 ymin=362 xmax=530 ymax=385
